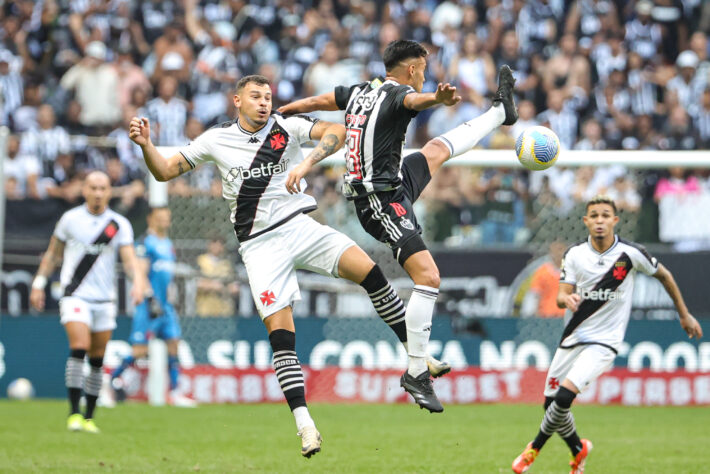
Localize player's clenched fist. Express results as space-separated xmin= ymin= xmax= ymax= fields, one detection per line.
xmin=563 ymin=293 xmax=581 ymax=312
xmin=129 ymin=117 xmax=151 ymax=147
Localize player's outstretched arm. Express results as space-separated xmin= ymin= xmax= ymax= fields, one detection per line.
xmin=128 ymin=117 xmax=191 ymax=181
xmin=556 ymin=282 xmax=581 ymax=312
xmin=403 ymin=83 xmax=462 ymax=111
xmin=120 ymin=245 xmax=147 ymax=306
xmin=285 ymin=121 xmax=346 ymax=194
xmin=653 ymin=263 xmax=703 ymax=339
xmin=278 ymin=92 xmax=339 ymax=115
xmin=30 ymin=236 xmax=65 ymax=311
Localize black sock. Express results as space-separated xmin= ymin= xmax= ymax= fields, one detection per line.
xmin=68 ymin=388 xmax=82 ymax=415
xmin=359 ymin=265 xmax=407 ymax=343
xmin=564 ymin=432 xmax=583 ymax=455
xmin=85 ymin=395 xmax=98 ymax=420
xmin=269 ymin=329 xmax=306 ymax=411
xmin=84 ymin=357 xmax=103 ymax=420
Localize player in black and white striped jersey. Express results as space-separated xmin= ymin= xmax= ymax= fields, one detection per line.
xmin=142 ymin=76 xmax=188 ymax=146
xmin=30 ymin=171 xmax=146 ymax=434
xmin=0 ymin=50 xmax=23 ymax=126
xmin=512 ymin=195 xmax=703 ymax=474
xmin=129 ymin=74 xmax=440 ymax=457
xmin=280 ymin=39 xmax=518 ymax=412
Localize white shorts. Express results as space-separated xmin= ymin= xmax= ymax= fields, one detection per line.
xmin=239 ymin=213 xmax=356 ymax=319
xmin=544 ymin=344 xmax=616 ymax=397
xmin=59 ymin=296 xmax=117 ymax=332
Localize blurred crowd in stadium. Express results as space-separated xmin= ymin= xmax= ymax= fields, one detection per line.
xmin=3 ymin=0 xmax=710 ymax=248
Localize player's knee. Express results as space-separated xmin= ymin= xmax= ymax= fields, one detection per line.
xmin=422 ymin=139 xmax=451 ymax=163
xmin=268 ymin=328 xmax=296 ymax=352
xmin=554 ymin=386 xmax=577 ymax=409
xmin=69 ymin=348 xmax=87 ymax=359
xmin=544 ymin=396 xmax=554 ymax=410
xmin=418 ymin=268 xmax=440 ymax=288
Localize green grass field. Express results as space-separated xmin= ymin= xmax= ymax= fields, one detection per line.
xmin=0 ymin=400 xmax=706 ymax=473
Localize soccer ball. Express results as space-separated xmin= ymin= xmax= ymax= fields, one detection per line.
xmin=515 ymin=126 xmax=560 ymax=171
xmin=7 ymin=378 xmax=35 ymax=400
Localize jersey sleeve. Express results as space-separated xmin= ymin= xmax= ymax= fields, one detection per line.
xmin=178 ymin=130 xmax=214 ymax=169
xmin=283 ymin=115 xmax=320 ymax=144
xmin=628 ymin=243 xmax=659 ymax=276
xmin=334 ymin=84 xmax=358 ymax=110
xmin=115 ymin=217 xmax=134 ymax=247
xmin=559 ymin=248 xmax=578 ymax=285
xmin=393 ymin=85 xmax=418 ymax=117
xmin=52 ymin=212 xmax=71 ymax=242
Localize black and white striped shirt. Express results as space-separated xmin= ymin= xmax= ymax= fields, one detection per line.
xmin=0 ymin=71 xmax=23 ymax=126
xmin=334 ymin=79 xmax=418 ymax=195
xmin=143 ymin=97 xmax=188 ymax=146
xmin=20 ymin=126 xmax=71 ymax=176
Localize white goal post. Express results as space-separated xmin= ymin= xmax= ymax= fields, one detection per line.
xmin=155 ymin=147 xmax=710 ymax=169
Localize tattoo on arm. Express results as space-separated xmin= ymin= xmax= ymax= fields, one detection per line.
xmin=178 ymin=159 xmax=185 ymax=175
xmin=309 ymin=134 xmax=340 ymax=163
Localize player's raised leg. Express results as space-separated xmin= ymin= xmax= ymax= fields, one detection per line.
xmin=264 ymin=307 xmax=321 ymax=458
xmin=424 ymin=65 xmax=518 ymax=176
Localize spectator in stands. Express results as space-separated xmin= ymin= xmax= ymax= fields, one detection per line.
xmin=195 ymin=237 xmax=239 ymax=317
xmin=625 ymin=0 xmax=663 ymax=61
xmin=479 ymin=169 xmax=526 ymax=245
xmin=151 ymin=21 xmax=193 ymax=87
xmin=666 ymin=50 xmax=706 ymax=116
xmin=448 ymin=33 xmax=496 ymax=108
xmin=4 ymin=134 xmax=40 ymax=200
xmin=143 ymin=76 xmax=188 ymax=146
xmin=0 ymin=50 xmax=23 ymax=127
xmin=575 ymin=118 xmax=606 ymax=150
xmin=694 ymin=88 xmax=710 ymax=146
xmin=105 ymin=155 xmax=145 ymax=215
xmin=19 ymin=104 xmax=71 ymax=179
xmin=11 ymin=81 xmax=41 ymax=132
xmin=303 ymin=41 xmax=359 ymax=122
xmin=113 ymin=45 xmax=151 ymax=112
xmin=606 ymin=175 xmax=641 ymax=213
xmin=526 ymin=240 xmax=566 ymax=318
xmin=511 ymin=100 xmax=539 ymax=142
xmin=59 ymin=41 xmax=120 ymax=131
xmin=659 ymin=106 xmax=698 ymax=151
xmin=538 ymin=89 xmax=578 ymax=149
xmin=542 ymin=34 xmax=591 ymax=98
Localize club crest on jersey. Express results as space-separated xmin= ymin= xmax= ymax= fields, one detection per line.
xmin=226 ymin=158 xmax=290 ymax=182
xmin=400 ymin=218 xmax=414 ymax=230
xmin=613 ymin=261 xmax=628 ymax=280
xmin=269 ymin=132 xmax=287 ymax=150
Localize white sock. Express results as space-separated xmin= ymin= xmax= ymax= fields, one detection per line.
xmin=293 ymin=406 xmax=315 ymax=432
xmin=405 ymin=285 xmax=439 ymax=376
xmin=434 ymin=104 xmax=506 ymax=158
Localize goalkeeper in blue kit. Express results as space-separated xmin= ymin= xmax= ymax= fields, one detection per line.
xmin=111 ymin=207 xmax=196 ymax=407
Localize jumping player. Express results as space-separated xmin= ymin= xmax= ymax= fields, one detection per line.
xmin=30 ymin=171 xmax=146 ymax=433
xmin=279 ymin=39 xmax=518 ymax=412
xmin=511 ymin=195 xmax=703 ymax=474
xmin=129 ymin=74 xmax=443 ymax=457
xmin=110 ymin=207 xmax=196 ymax=407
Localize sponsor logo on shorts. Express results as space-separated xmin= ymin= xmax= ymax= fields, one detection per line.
xmin=400 ymin=218 xmax=414 ymax=230
xmin=580 ymin=288 xmax=621 ymax=301
xmin=260 ymin=290 xmax=276 ymax=306
xmin=548 ymin=377 xmax=559 ymax=390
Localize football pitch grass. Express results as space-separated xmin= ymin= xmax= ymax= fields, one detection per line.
xmin=1 ymin=400 xmax=706 ymax=473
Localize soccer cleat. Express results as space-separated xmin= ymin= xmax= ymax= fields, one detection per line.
xmin=400 ymin=371 xmax=444 ymax=413
xmin=512 ymin=442 xmax=539 ymax=473
xmin=67 ymin=413 xmax=85 ymax=432
xmin=298 ymin=426 xmax=322 ymax=458
xmin=82 ymin=418 xmax=101 ymax=434
xmin=493 ymin=64 xmax=518 ymax=126
xmin=426 ymin=356 xmax=451 ymax=378
xmin=569 ymin=439 xmax=593 ymax=474
xmin=168 ymin=391 xmax=197 ymax=408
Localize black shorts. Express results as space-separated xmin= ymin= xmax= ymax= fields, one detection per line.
xmin=353 ymin=152 xmax=431 ymax=265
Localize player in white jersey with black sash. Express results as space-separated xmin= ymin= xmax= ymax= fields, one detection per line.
xmin=128 ymin=75 xmax=446 ymax=458
xmin=30 ymin=172 xmax=146 ymax=434
xmin=512 ymin=195 xmax=703 ymax=474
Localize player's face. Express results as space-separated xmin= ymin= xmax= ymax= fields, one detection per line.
xmin=583 ymin=204 xmax=619 ymax=240
xmin=150 ymin=209 xmax=171 ymax=233
xmin=234 ymin=83 xmax=272 ymax=130
xmin=82 ymin=172 xmax=111 ymax=214
xmin=409 ymin=57 xmax=427 ymax=92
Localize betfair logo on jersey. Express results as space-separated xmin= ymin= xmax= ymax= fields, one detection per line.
xmin=579 ymin=288 xmax=621 ymax=301
xmin=226 ymin=158 xmax=290 ymax=182
xmin=77 ymin=242 xmax=109 ymax=255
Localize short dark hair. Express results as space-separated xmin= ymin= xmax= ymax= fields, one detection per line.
xmin=236 ymin=74 xmax=270 ymax=93
xmin=383 ymin=40 xmax=428 ymax=72
xmin=586 ymin=194 xmax=617 ymax=214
